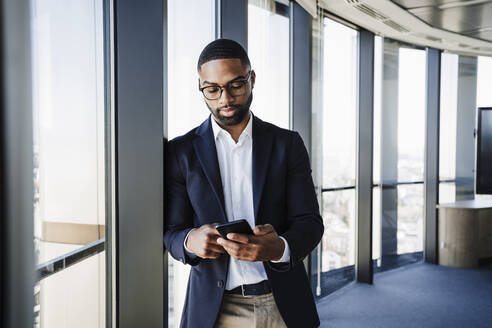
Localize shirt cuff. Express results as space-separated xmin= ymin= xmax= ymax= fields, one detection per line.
xmin=270 ymin=236 xmax=290 ymax=263
xmin=183 ymin=228 xmax=197 ymax=259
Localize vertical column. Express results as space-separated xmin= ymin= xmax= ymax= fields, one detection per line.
xmin=0 ymin=0 xmax=35 ymax=327
xmin=103 ymin=0 xmax=115 ymax=325
xmin=380 ymin=40 xmax=399 ymax=263
xmin=290 ymin=1 xmax=312 ymax=155
xmin=424 ymin=48 xmax=441 ymax=264
xmin=356 ymin=30 xmax=374 ymax=284
xmin=456 ymin=56 xmax=477 ymax=201
xmin=289 ymin=1 xmax=313 ymax=275
xmin=216 ymin=0 xmax=248 ymax=50
xmin=114 ymin=0 xmax=164 ymax=327
xmin=310 ymin=11 xmax=323 ymax=296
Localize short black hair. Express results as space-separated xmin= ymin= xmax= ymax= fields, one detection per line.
xmin=197 ymin=38 xmax=251 ymax=72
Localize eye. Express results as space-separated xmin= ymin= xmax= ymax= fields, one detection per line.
xmin=206 ymin=86 xmax=220 ymax=93
xmin=230 ymin=81 xmax=245 ymax=89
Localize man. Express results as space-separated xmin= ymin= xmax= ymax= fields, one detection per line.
xmin=164 ymin=39 xmax=323 ymax=328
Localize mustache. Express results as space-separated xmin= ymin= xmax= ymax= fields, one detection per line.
xmin=218 ymin=104 xmax=241 ymax=110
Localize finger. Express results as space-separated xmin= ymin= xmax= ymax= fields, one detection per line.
xmin=253 ymin=224 xmax=274 ymax=235
xmin=208 ymin=223 xmax=223 ymax=236
xmin=227 ymin=233 xmax=250 ymax=244
xmin=206 ymin=244 xmax=225 ymax=253
xmin=202 ymin=250 xmax=222 ymax=259
xmin=216 ymin=237 xmax=240 ymax=249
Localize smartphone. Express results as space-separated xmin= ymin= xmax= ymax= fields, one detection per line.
xmin=216 ymin=219 xmax=253 ymax=239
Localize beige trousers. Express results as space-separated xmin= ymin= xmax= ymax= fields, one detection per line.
xmin=214 ymin=292 xmax=287 ymax=328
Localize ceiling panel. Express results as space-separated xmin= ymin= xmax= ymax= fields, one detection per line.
xmin=391 ymin=0 xmax=492 ymax=42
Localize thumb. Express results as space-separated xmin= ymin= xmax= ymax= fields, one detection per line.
xmin=253 ymin=224 xmax=274 ymax=236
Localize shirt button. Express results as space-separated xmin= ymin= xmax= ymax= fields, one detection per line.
xmin=217 ymin=280 xmax=224 ymax=288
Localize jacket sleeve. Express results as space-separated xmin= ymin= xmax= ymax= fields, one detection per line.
xmin=164 ymin=140 xmax=200 ymax=266
xmin=267 ymin=132 xmax=324 ymax=272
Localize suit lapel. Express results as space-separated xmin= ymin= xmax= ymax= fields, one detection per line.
xmin=193 ymin=117 xmax=227 ymax=223
xmin=252 ymin=115 xmax=273 ymax=224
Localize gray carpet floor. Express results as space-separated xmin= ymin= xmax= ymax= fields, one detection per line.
xmin=316 ymin=263 xmax=492 ymax=328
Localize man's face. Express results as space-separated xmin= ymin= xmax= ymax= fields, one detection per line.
xmin=198 ymin=58 xmax=255 ymax=126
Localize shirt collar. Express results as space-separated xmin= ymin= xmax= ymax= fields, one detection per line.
xmin=210 ymin=112 xmax=253 ymax=141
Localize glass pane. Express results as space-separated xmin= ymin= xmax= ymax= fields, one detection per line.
xmin=397 ymin=184 xmax=424 ymax=254
xmin=439 ymin=53 xmax=458 ymax=204
xmin=31 ymin=0 xmax=107 ymax=326
xmin=248 ymin=2 xmax=289 ymax=128
xmin=167 ymin=1 xmax=215 ymax=327
xmin=374 ymin=40 xmax=425 ymax=271
xmin=373 ymin=36 xmax=383 ymax=185
xmin=397 ymin=47 xmax=426 ymax=183
xmin=439 ymin=182 xmax=456 ymax=204
xmin=316 ymin=17 xmax=358 ymax=298
xmin=37 ymin=253 xmax=106 ymax=328
xmin=476 ymin=56 xmax=492 ymax=202
xmin=319 ymin=190 xmax=356 ymax=295
xmin=439 ymin=53 xmax=458 ymax=183
xmin=477 ymin=56 xmax=492 ymax=108
xmin=373 ymin=187 xmax=381 ymax=261
xmin=322 ymin=17 xmax=357 ymax=188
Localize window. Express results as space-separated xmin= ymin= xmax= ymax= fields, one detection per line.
xmin=439 ymin=53 xmax=459 ymax=204
xmin=373 ymin=40 xmax=425 ymax=271
xmin=316 ymin=17 xmax=358 ymax=296
xmin=31 ymin=0 xmax=107 ymax=326
xmin=167 ymin=0 xmax=215 ymax=326
xmin=248 ymin=1 xmax=290 ymax=128
xmin=475 ymin=56 xmax=492 ymax=201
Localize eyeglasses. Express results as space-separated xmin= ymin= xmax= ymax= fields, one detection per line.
xmin=199 ymin=71 xmax=252 ymax=100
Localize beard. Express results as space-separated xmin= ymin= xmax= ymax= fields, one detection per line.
xmin=207 ymin=93 xmax=253 ymax=127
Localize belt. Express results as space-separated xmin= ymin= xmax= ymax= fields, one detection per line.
xmin=225 ymin=280 xmax=271 ymax=297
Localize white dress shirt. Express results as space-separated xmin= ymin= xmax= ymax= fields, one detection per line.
xmin=185 ymin=113 xmax=290 ymax=290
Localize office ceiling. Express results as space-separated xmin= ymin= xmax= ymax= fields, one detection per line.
xmin=392 ymin=0 xmax=492 ymax=42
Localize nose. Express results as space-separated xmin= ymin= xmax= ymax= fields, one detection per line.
xmin=218 ymin=87 xmax=235 ymax=106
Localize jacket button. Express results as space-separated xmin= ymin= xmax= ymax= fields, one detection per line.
xmin=217 ymin=280 xmax=224 ymax=288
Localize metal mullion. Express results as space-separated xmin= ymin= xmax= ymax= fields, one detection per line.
xmin=216 ymin=0 xmax=247 ymax=50
xmin=424 ymin=48 xmax=441 ymax=264
xmin=114 ymin=0 xmax=164 ymax=327
xmin=103 ymin=0 xmax=115 ymax=326
xmin=0 ymin=0 xmax=35 ymax=326
xmin=290 ymin=1 xmax=312 ymax=154
xmin=356 ymin=29 xmax=374 ymax=284
xmin=289 ymin=0 xmax=313 ymax=276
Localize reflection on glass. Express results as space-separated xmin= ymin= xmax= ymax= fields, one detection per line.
xmin=31 ymin=0 xmax=106 ymax=326
xmin=167 ymin=1 xmax=215 ymax=327
xmin=248 ymin=2 xmax=289 ymax=128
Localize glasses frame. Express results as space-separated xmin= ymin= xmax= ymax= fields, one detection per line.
xmin=198 ymin=71 xmax=252 ymax=100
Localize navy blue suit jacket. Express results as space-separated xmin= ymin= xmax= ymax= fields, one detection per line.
xmin=164 ymin=114 xmax=323 ymax=328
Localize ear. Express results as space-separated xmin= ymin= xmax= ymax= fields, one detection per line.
xmin=251 ymin=70 xmax=256 ymax=89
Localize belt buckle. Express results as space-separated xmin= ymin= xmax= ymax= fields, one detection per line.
xmin=241 ymin=285 xmax=253 ymax=298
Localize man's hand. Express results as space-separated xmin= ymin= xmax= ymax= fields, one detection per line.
xmin=216 ymin=224 xmax=285 ymax=262
xmin=186 ymin=223 xmax=225 ymax=259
